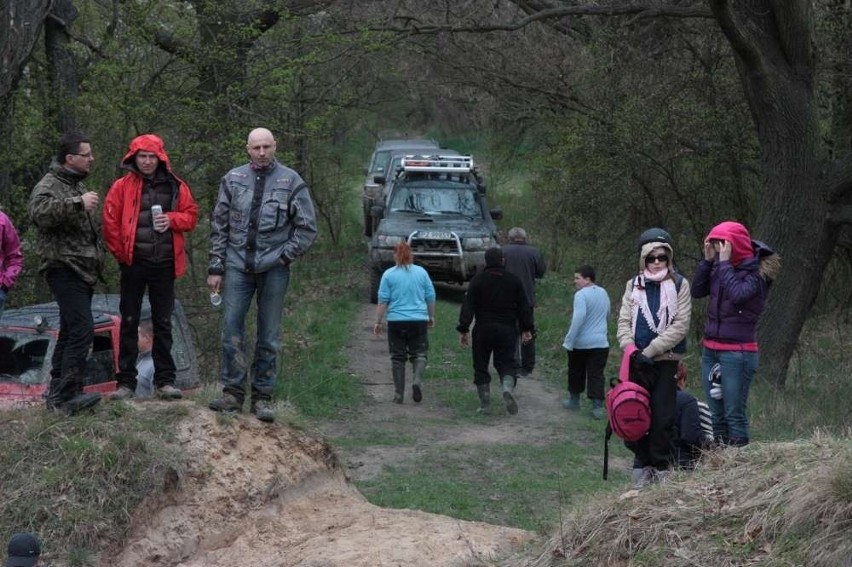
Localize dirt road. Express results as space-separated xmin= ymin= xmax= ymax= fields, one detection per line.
xmin=320 ymin=304 xmax=575 ymax=483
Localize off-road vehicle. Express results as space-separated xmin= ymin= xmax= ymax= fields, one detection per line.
xmin=362 ymin=138 xmax=440 ymax=237
xmin=0 ymin=295 xmax=199 ymax=405
xmin=368 ymin=155 xmax=502 ymax=303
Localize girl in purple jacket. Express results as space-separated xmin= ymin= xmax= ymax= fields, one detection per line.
xmin=691 ymin=221 xmax=780 ymax=446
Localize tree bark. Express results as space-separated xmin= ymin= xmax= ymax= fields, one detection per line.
xmin=0 ymin=0 xmax=51 ymax=98
xmin=44 ymin=0 xmax=80 ymax=132
xmin=708 ymin=0 xmax=851 ymax=387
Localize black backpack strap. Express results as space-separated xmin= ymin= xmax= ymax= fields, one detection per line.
xmin=603 ymin=423 xmax=613 ymax=480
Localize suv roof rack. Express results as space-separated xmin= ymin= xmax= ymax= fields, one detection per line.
xmin=401 ymin=155 xmax=473 ymax=173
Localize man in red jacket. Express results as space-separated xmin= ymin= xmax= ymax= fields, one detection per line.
xmin=103 ymin=134 xmax=198 ymax=400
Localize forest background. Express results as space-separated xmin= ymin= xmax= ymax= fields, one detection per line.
xmin=2 ymin=0 xmax=851 ymax=388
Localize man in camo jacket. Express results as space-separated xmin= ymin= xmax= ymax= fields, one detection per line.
xmin=28 ymin=132 xmax=104 ymax=415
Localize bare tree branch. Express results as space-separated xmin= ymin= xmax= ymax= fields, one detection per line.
xmin=1 ymin=0 xmax=51 ymax=98
xmin=46 ymin=12 xmax=110 ymax=59
xmin=370 ymin=2 xmax=713 ymax=34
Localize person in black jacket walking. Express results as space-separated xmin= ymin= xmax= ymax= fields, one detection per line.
xmin=502 ymin=227 xmax=545 ymax=375
xmin=457 ymin=247 xmax=533 ymax=415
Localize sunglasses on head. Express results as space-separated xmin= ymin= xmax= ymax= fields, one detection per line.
xmin=646 ymin=254 xmax=669 ymax=264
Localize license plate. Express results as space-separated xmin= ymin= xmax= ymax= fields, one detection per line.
xmin=417 ymin=231 xmax=452 ymax=240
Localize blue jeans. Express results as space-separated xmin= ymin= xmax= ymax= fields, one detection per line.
xmin=220 ymin=264 xmax=290 ymax=402
xmin=701 ymin=347 xmax=758 ymax=444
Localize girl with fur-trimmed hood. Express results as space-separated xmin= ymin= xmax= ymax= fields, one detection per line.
xmin=617 ymin=228 xmax=692 ymax=489
xmin=691 ymin=221 xmax=781 ymax=447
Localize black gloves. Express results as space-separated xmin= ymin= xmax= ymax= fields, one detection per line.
xmin=631 ymin=351 xmax=655 ymax=368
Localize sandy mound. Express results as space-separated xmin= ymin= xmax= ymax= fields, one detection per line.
xmin=106 ymin=408 xmax=535 ymax=566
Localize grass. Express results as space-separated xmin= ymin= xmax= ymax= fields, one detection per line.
xmin=526 ymin=434 xmax=852 ymax=567
xmin=358 ymin=439 xmax=629 ymax=534
xmin=0 ymin=404 xmax=187 ymax=565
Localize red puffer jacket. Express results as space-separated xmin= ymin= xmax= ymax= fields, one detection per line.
xmin=103 ymin=134 xmax=198 ymax=277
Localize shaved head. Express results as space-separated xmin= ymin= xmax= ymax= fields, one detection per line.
xmin=247 ymin=128 xmax=274 ymax=145
xmin=246 ymin=128 xmax=277 ymax=167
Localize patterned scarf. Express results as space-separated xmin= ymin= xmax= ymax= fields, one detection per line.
xmin=632 ymin=269 xmax=679 ymax=336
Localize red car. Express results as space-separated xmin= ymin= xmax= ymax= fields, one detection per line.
xmin=0 ymin=294 xmax=199 ymax=406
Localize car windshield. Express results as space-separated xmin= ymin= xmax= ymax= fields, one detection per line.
xmin=389 ymin=182 xmax=480 ymax=218
xmin=0 ymin=333 xmax=51 ymax=385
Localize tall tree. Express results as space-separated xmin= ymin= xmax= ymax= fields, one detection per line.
xmin=44 ymin=0 xmax=80 ymax=132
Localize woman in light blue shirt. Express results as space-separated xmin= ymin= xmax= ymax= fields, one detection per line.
xmin=561 ymin=265 xmax=610 ymax=418
xmin=373 ymin=242 xmax=436 ymax=404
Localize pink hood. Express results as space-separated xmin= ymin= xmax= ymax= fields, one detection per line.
xmin=706 ymin=221 xmax=753 ymax=267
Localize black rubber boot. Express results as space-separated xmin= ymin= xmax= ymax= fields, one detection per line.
xmin=392 ymin=361 xmax=405 ymax=404
xmin=412 ymin=359 xmax=426 ymax=403
xmin=501 ymin=375 xmax=518 ymax=415
xmin=476 ymin=383 xmax=490 ymax=414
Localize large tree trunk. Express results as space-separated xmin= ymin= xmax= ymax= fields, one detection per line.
xmin=709 ymin=1 xmax=846 ymax=388
xmin=44 ymin=0 xmax=80 ymax=132
xmin=1 ymin=0 xmax=51 ymax=197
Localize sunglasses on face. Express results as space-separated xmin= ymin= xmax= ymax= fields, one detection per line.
xmin=646 ymin=254 xmax=669 ymax=264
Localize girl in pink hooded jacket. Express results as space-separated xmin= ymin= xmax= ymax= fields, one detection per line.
xmin=691 ymin=221 xmax=780 ymax=446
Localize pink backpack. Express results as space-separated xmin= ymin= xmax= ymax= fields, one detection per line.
xmin=606 ymin=380 xmax=651 ymax=441
xmin=603 ymin=345 xmax=652 ymax=480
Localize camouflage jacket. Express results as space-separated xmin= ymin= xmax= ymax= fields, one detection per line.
xmin=28 ymin=163 xmax=105 ymax=285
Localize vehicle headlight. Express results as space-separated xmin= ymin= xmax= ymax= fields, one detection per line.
xmin=464 ymin=236 xmax=494 ymax=250
xmin=377 ymin=234 xmax=404 ymax=246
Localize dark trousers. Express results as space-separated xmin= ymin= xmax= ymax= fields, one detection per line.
xmin=626 ymin=359 xmax=678 ymax=470
xmin=45 ymin=267 xmax=94 ymax=395
xmin=516 ymin=317 xmax=536 ymax=372
xmin=116 ymin=263 xmax=176 ymax=389
xmin=387 ymin=321 xmax=429 ymax=366
xmin=472 ymin=322 xmax=518 ymax=386
xmin=567 ymin=347 xmax=609 ymax=400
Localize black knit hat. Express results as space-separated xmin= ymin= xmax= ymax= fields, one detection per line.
xmin=637 ymin=227 xmax=673 ymax=251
